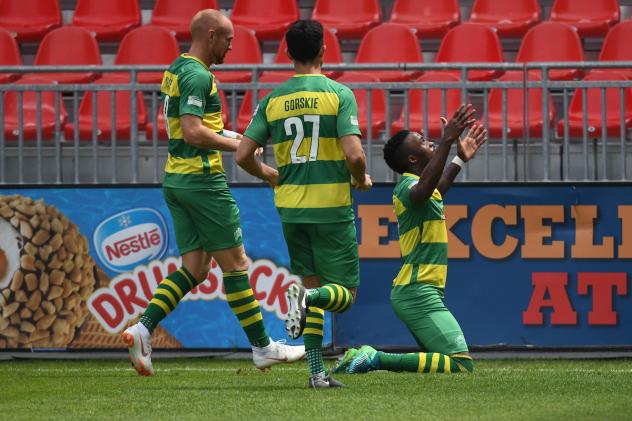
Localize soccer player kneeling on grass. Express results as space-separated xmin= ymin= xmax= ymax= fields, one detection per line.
xmin=334 ymin=105 xmax=487 ymax=375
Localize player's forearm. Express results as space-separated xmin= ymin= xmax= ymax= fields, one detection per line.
xmin=341 ymin=135 xmax=367 ymax=183
xmin=345 ymin=153 xmax=367 ymax=184
xmin=437 ymin=162 xmax=461 ymax=196
xmin=236 ymin=153 xmax=278 ymax=185
xmin=410 ymin=141 xmax=452 ymax=203
xmin=183 ymin=126 xmax=239 ymax=151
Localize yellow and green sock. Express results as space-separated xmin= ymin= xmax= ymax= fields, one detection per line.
xmin=378 ymin=352 xmax=474 ymax=373
xmin=224 ymin=270 xmax=270 ymax=348
xmin=306 ymin=284 xmax=353 ymax=313
xmin=140 ymin=267 xmax=198 ymax=333
xmin=304 ymin=307 xmax=325 ymax=376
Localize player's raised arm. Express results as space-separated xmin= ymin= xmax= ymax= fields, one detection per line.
xmin=436 ymin=123 xmax=488 ymax=196
xmin=409 ymin=104 xmax=475 ymax=204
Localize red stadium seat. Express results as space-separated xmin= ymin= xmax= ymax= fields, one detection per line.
xmin=28 ymin=27 xmax=101 ymax=84
xmin=231 ymin=0 xmax=299 ymax=41
xmin=146 ymin=90 xmax=230 ymax=140
xmin=354 ymin=23 xmax=423 ymax=82
xmin=388 ymin=0 xmax=460 ymax=38
xmin=390 ymin=72 xmax=463 ymax=138
xmin=267 ymin=27 xmax=343 ymax=80
xmin=0 ymin=0 xmax=60 ymax=42
xmin=113 ymin=26 xmax=180 ymax=84
xmin=64 ymin=74 xmax=147 ymax=142
xmin=549 ymin=0 xmax=620 ymax=37
xmin=337 ymin=73 xmax=386 ymax=139
xmin=236 ymin=73 xmax=289 ymax=132
xmin=599 ymin=21 xmax=632 ymax=80
xmin=213 ymin=25 xmax=262 ymax=83
xmin=0 ymin=29 xmax=21 ymax=84
xmin=311 ymin=0 xmax=380 ymax=39
xmin=486 ymin=73 xmax=555 ymax=138
xmin=150 ymin=0 xmax=218 ymax=40
xmin=435 ymin=23 xmax=505 ymax=81
xmin=556 ymin=71 xmax=632 ymax=138
xmin=515 ymin=22 xmax=584 ymax=81
xmin=3 ymin=77 xmax=67 ymax=141
xmin=469 ymin=0 xmax=541 ymax=38
xmin=71 ymin=0 xmax=140 ymax=42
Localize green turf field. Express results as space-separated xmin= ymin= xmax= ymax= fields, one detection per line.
xmin=1 ymin=358 xmax=631 ymax=420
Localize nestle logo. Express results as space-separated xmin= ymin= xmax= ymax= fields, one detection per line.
xmin=93 ymin=208 xmax=169 ymax=273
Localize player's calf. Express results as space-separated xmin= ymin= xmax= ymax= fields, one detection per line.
xmin=306 ymin=283 xmax=355 ymax=313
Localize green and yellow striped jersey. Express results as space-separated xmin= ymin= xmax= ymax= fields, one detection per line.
xmin=161 ymin=54 xmax=226 ymax=189
xmin=392 ymin=173 xmax=448 ymax=289
xmin=244 ymin=74 xmax=362 ymax=223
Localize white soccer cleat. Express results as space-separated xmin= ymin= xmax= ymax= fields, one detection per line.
xmin=121 ymin=323 xmax=155 ymax=376
xmin=285 ymin=283 xmax=307 ymax=339
xmin=252 ymin=339 xmax=306 ymax=370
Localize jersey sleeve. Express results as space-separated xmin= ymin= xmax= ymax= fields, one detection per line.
xmin=336 ymin=87 xmax=362 ymax=138
xmin=243 ymin=96 xmax=271 ymax=146
xmin=178 ymin=70 xmax=211 ymax=118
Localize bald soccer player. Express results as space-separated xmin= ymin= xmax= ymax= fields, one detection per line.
xmin=122 ymin=10 xmax=304 ymax=376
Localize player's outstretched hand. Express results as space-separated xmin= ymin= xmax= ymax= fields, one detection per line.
xmin=458 ymin=124 xmax=488 ymax=162
xmin=352 ymin=173 xmax=372 ymax=192
xmin=440 ymin=104 xmax=477 ymax=143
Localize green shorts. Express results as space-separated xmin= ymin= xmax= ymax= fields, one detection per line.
xmin=163 ymin=186 xmax=242 ymax=255
xmin=282 ymin=221 xmax=360 ymax=288
xmin=390 ymin=283 xmax=468 ymax=355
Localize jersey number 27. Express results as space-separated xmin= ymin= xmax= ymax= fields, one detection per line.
xmin=285 ymin=115 xmax=320 ymax=164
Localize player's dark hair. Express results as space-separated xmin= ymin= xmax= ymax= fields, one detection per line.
xmin=383 ymin=130 xmax=411 ymax=174
xmin=286 ymin=20 xmax=324 ymax=64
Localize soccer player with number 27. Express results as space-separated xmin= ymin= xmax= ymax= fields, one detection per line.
xmin=237 ymin=20 xmax=372 ymax=388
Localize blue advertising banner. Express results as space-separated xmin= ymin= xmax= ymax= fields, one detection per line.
xmin=0 ymin=187 xmax=331 ymax=349
xmin=338 ymin=184 xmax=632 ymax=348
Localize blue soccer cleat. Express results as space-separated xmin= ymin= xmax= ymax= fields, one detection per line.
xmin=347 ymin=345 xmax=379 ymax=374
xmin=331 ymin=348 xmax=359 ymax=374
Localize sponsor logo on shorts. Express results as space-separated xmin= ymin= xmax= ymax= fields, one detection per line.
xmin=350 ymin=115 xmax=359 ymax=126
xmin=187 ymin=95 xmax=203 ymax=107
xmin=93 ymin=208 xmax=169 ymax=273
xmin=454 ymin=335 xmax=466 ymax=347
xmin=234 ymin=227 xmax=242 ymax=242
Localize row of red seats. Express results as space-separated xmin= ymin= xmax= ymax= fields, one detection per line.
xmin=245 ymin=21 xmax=632 ymax=82
xmin=4 ymin=71 xmax=631 ymax=143
xmin=0 ymin=25 xmax=178 ymax=84
xmin=5 ymin=20 xmax=632 ymax=87
xmin=0 ymin=0 xmax=625 ymax=43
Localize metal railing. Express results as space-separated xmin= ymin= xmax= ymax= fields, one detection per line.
xmin=1 ymin=62 xmax=631 ymax=184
